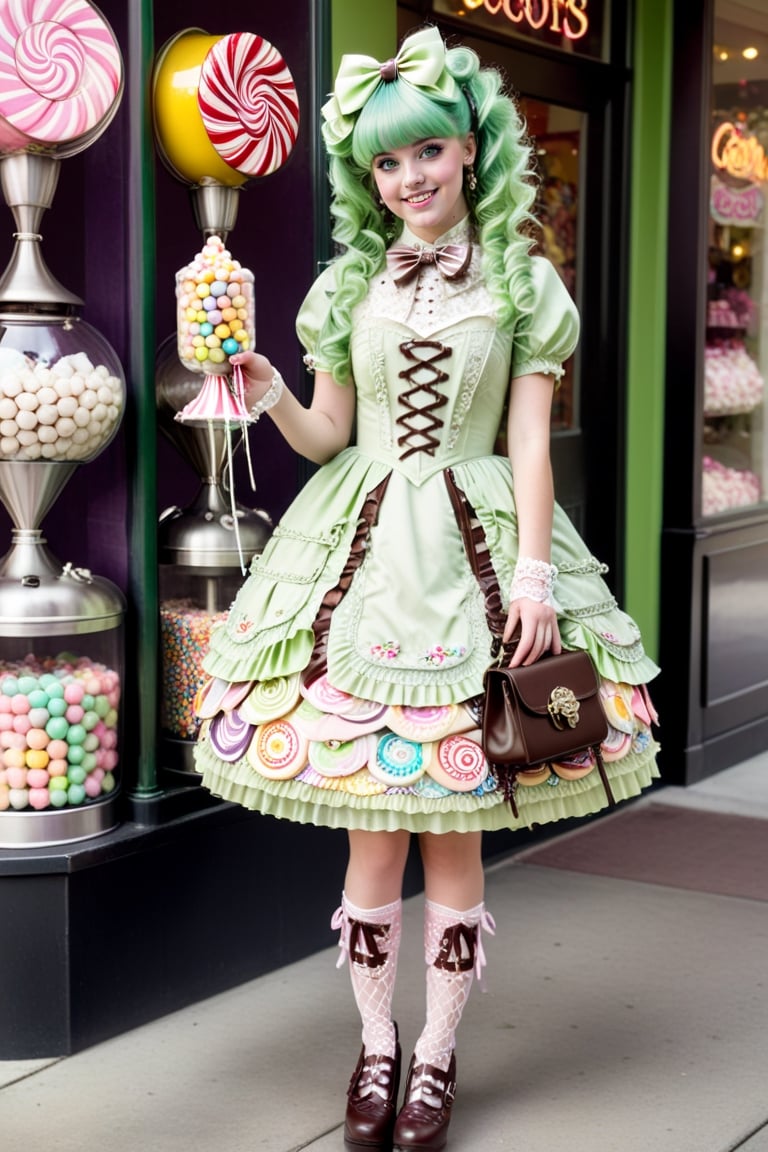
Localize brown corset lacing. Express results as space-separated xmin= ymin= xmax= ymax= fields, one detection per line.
xmin=396 ymin=339 xmax=452 ymax=460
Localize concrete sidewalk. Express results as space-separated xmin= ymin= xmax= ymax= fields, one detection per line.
xmin=2 ymin=755 xmax=768 ymax=1152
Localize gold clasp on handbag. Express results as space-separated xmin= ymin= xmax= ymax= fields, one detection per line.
xmin=548 ymin=686 xmax=580 ymax=730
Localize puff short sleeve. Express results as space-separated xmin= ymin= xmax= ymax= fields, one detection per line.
xmin=511 ymin=256 xmax=580 ymax=381
xmin=295 ymin=262 xmax=339 ymax=374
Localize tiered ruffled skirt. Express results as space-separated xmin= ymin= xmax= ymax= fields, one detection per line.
xmin=194 ymin=449 xmax=660 ymax=832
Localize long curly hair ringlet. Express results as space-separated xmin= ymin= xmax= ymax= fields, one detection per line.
xmin=317 ymin=33 xmax=539 ymax=384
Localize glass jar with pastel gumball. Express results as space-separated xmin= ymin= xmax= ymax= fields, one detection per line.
xmin=0 ymin=637 xmax=123 ymax=832
xmin=175 ymin=235 xmax=255 ymax=385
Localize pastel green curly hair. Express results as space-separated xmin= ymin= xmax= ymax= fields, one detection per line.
xmin=316 ymin=37 xmax=539 ymax=384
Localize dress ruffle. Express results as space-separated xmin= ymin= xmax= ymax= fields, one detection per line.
xmin=195 ymin=727 xmax=660 ymax=834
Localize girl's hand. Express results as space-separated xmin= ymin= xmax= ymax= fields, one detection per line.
xmin=503 ymin=598 xmax=561 ymax=667
xmin=229 ymin=351 xmax=276 ymax=405
xmin=227 ymin=347 xmax=272 ymax=384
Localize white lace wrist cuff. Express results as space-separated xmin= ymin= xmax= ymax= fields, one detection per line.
xmin=509 ymin=556 xmax=558 ymax=606
xmin=249 ymin=370 xmax=284 ymax=422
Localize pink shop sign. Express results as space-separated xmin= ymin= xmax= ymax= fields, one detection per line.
xmin=710 ymin=175 xmax=764 ymax=227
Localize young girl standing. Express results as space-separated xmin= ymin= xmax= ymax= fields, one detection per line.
xmin=194 ymin=26 xmax=660 ymax=1152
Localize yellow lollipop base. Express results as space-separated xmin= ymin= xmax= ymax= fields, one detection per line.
xmin=153 ymin=28 xmax=247 ymax=187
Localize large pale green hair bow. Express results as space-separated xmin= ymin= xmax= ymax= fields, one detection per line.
xmin=322 ymin=26 xmax=459 ymax=147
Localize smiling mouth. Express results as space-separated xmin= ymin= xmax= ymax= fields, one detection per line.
xmin=404 ymin=190 xmax=435 ymax=204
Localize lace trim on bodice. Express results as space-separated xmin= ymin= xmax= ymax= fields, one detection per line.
xmin=357 ymin=256 xmax=497 ymax=337
xmin=447 ymin=332 xmax=491 ymax=450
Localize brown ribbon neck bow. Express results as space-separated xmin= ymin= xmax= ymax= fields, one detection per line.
xmin=386 ymin=242 xmax=472 ymax=284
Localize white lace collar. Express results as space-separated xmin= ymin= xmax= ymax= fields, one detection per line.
xmin=395 ymin=214 xmax=475 ymax=251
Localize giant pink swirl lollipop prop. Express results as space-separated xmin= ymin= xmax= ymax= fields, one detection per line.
xmin=198 ymin=32 xmax=299 ymax=178
xmin=0 ymin=0 xmax=122 ymax=157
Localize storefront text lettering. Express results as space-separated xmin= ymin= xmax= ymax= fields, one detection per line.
xmin=478 ymin=0 xmax=589 ymax=41
xmin=711 ymin=121 xmax=768 ymax=184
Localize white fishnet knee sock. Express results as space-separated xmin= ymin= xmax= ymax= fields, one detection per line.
xmin=331 ymin=893 xmax=401 ymax=1059
xmin=413 ymin=898 xmax=495 ymax=1072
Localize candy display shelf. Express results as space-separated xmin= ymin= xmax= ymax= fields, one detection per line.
xmin=701 ymin=283 xmax=766 ymax=518
xmin=0 ymin=1 xmax=127 ymax=844
xmin=0 ymin=150 xmax=127 ymax=845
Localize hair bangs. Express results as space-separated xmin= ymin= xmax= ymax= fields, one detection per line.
xmin=351 ymin=82 xmax=468 ymax=168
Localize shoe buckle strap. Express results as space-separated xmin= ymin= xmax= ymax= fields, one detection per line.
xmin=407 ymin=1063 xmax=455 ymax=1109
xmin=352 ymin=1054 xmax=395 ymax=1101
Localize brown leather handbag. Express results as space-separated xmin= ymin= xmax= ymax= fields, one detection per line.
xmin=482 ymin=646 xmax=612 ymax=813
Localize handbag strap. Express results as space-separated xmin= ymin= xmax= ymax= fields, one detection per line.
xmin=444 ymin=469 xmax=509 ymax=648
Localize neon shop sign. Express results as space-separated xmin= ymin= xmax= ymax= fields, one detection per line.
xmin=464 ymin=0 xmax=590 ymax=41
xmin=710 ymin=122 xmax=766 ymax=226
xmin=711 ymin=121 xmax=768 ymax=184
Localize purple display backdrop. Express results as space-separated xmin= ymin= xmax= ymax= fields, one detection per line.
xmin=0 ymin=2 xmax=316 ymax=588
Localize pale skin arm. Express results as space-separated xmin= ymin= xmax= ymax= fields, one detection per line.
xmin=502 ymin=370 xmax=562 ymax=667
xmin=230 ymin=350 xmax=355 ymax=465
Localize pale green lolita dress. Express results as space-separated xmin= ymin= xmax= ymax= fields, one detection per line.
xmin=194 ymin=219 xmax=660 ymax=832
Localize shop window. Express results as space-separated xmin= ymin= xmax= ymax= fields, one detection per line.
xmin=704 ymin=1 xmax=768 ymax=517
xmin=523 ymin=98 xmax=583 ymax=431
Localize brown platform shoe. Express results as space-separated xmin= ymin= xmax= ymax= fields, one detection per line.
xmin=392 ymin=1051 xmax=457 ymax=1152
xmin=344 ymin=1029 xmax=402 ymax=1151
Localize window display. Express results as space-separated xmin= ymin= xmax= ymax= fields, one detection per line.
xmin=523 ymin=99 xmax=582 ymax=431
xmin=705 ymin=2 xmax=768 ymax=516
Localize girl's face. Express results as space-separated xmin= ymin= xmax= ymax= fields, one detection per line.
xmin=372 ymin=134 xmax=476 ymax=244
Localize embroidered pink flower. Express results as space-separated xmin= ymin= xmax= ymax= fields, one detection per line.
xmin=370 ymin=641 xmax=400 ymax=660
xmin=600 ymin=631 xmax=619 ymax=643
xmin=423 ymin=644 xmax=466 ymax=666
xmin=236 ymin=618 xmax=254 ymax=634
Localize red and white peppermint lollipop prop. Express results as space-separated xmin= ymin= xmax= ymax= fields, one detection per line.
xmin=167 ymin=33 xmax=299 ymax=570
xmin=0 ymin=0 xmax=122 ymax=157
xmin=198 ymin=32 xmax=299 ymax=178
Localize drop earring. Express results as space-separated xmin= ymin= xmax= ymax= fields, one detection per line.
xmin=465 ymin=164 xmax=477 ymax=193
